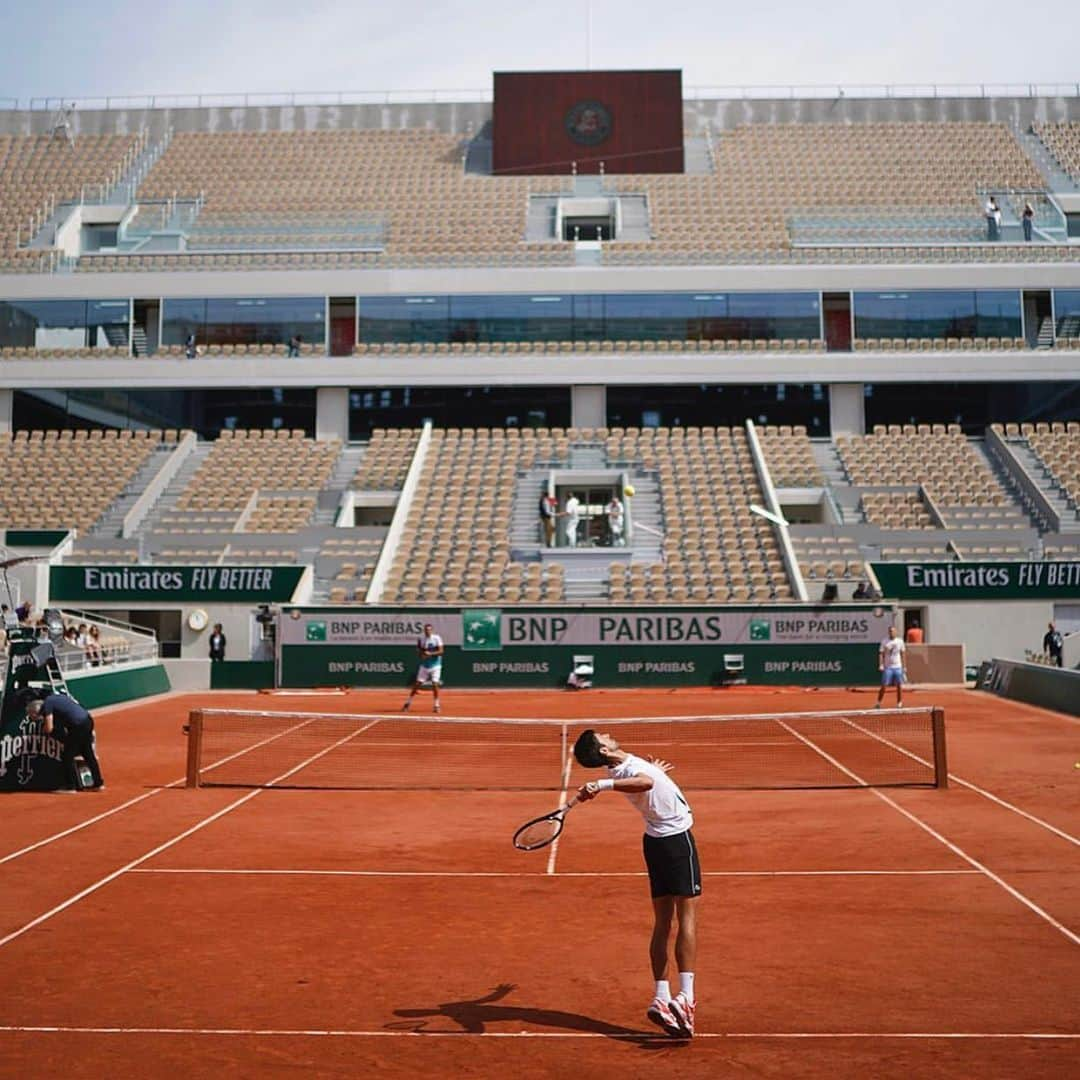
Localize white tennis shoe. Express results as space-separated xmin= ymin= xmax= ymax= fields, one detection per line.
xmin=668 ymin=992 xmax=695 ymax=1037
xmin=646 ymin=997 xmax=684 ymax=1038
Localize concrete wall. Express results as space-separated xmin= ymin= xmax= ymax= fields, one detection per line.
xmin=925 ymin=599 xmax=1053 ymax=667
xmin=2 ymin=93 xmax=1077 ymax=138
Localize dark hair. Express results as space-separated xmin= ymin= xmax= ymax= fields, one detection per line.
xmin=573 ymin=729 xmax=606 ymax=768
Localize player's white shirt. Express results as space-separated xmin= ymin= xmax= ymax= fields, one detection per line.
xmin=880 ymin=637 xmax=905 ymax=669
xmin=607 ymin=753 xmax=694 ymax=838
xmin=565 ymin=496 xmax=581 ymax=523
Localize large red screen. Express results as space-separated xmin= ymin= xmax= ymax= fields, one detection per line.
xmin=492 ymin=70 xmax=683 ymax=176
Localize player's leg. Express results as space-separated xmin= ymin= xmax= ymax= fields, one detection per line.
xmin=645 ymin=895 xmax=684 ymax=1036
xmin=402 ymin=675 xmax=418 ymax=710
xmin=432 ymin=676 xmax=441 ymax=713
xmin=649 ymin=895 xmax=674 ymax=983
xmin=875 ymin=672 xmax=886 ymax=707
xmin=667 ymin=832 xmax=701 ymax=1036
xmin=895 ymin=670 xmax=904 ymax=707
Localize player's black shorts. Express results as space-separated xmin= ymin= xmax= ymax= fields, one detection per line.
xmin=642 ymin=830 xmax=702 ymax=898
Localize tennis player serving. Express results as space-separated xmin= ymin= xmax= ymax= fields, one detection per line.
xmin=573 ymin=729 xmax=700 ymax=1038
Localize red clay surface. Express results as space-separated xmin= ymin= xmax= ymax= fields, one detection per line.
xmin=0 ymin=686 xmax=1077 ymax=1079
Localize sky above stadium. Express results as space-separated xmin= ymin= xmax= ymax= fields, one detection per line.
xmin=2 ymin=0 xmax=1076 ymax=104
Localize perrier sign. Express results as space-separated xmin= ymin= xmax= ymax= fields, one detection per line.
xmin=871 ymin=561 xmax=1080 ymax=601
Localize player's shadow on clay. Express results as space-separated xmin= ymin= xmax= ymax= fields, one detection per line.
xmin=388 ymin=983 xmax=687 ymax=1049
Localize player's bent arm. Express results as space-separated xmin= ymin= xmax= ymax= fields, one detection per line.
xmin=578 ymin=776 xmax=653 ymax=800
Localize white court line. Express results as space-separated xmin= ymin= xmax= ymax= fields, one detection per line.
xmin=0 ymin=715 xmax=321 ymax=867
xmin=841 ymin=717 xmax=1080 ymax=847
xmin=777 ymin=720 xmax=1080 ymax=948
xmin=545 ymin=749 xmax=575 ymax=876
xmin=129 ymin=867 xmax=981 ymax=879
xmin=0 ymin=1025 xmax=1076 ymax=1040
xmin=0 ymin=721 xmax=380 ymax=952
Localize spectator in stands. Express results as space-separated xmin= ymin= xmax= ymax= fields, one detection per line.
xmin=562 ymin=492 xmax=582 ymax=548
xmin=209 ymin=623 xmax=227 ymax=662
xmin=1022 ymin=202 xmax=1035 ymax=242
xmin=852 ymin=581 xmax=870 ymax=600
xmin=1 ymin=604 xmax=17 ymax=631
xmin=288 ymin=333 xmax=303 ymax=358
xmin=85 ymin=624 xmax=103 ymax=666
xmin=606 ymin=494 xmax=625 ymax=547
xmin=985 ymin=196 xmax=1002 ymax=241
xmin=539 ymin=492 xmax=557 ymax=547
xmin=1043 ymin=622 xmax=1064 ymax=667
xmin=905 ymin=618 xmax=924 ymax=644
xmin=185 ymin=332 xmax=198 ymax=359
xmin=16 ymin=601 xmax=32 ymax=624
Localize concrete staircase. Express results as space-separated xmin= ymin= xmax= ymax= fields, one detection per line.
xmin=134 ymin=442 xmax=215 ymax=536
xmin=88 ymin=444 xmax=177 ymax=537
xmin=1013 ymin=124 xmax=1080 ymax=194
xmin=1001 ymin=440 xmax=1080 ymax=532
xmin=314 ymin=445 xmax=367 ymax=525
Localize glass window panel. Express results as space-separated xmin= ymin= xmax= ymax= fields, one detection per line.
xmin=1053 ymin=290 xmax=1080 ymax=338
xmin=0 ymin=299 xmax=130 ymax=349
xmin=607 ymin=384 xmax=830 ymax=431
xmin=348 ymin=386 xmax=570 ymax=439
xmin=854 ymin=290 xmax=1021 ymax=340
xmin=162 ymin=297 xmax=324 ymax=348
xmin=448 ymin=295 xmax=573 ymax=343
xmin=358 ymin=296 xmax=449 ymax=344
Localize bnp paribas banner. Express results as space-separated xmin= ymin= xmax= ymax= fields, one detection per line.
xmin=281 ymin=606 xmax=894 ymax=649
xmin=872 ymin=561 xmax=1080 ymax=601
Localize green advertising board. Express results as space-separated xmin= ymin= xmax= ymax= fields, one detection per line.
xmin=49 ymin=565 xmax=306 ymax=604
xmin=871 ymin=561 xmax=1080 ymax=601
xmin=278 ymin=605 xmax=893 ymax=689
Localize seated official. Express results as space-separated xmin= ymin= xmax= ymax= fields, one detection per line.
xmin=25 ymin=693 xmax=105 ymax=791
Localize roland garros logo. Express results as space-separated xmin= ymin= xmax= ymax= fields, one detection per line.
xmin=564 ymin=101 xmax=612 ymax=146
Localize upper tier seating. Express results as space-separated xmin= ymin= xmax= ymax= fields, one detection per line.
xmin=0 ymin=429 xmax=159 ymax=532
xmin=134 ymin=130 xmax=574 ymax=269
xmin=1033 ymin=122 xmax=1080 ymax=184
xmin=177 ymin=429 xmax=340 ymax=512
xmin=605 ymin=122 xmax=1050 ymax=264
xmin=0 ymin=133 xmax=144 ymax=271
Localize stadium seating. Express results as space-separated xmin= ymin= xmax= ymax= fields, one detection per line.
xmin=0 ymin=429 xmax=159 ymax=532
xmin=1033 ymin=122 xmax=1080 ymax=184
xmin=0 ymin=132 xmax=145 ymax=271
xmin=757 ymin=425 xmax=824 ymax=486
xmin=1023 ymin=424 xmax=1080 ymax=510
xmin=352 ymin=429 xmax=422 ymax=490
xmin=176 ymin=430 xmax=340 ymax=513
xmin=604 ymin=122 xmax=1047 ymax=263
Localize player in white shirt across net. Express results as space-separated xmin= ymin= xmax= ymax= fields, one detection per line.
xmin=573 ymin=729 xmax=701 ymax=1038
xmin=876 ymin=624 xmax=907 ymax=709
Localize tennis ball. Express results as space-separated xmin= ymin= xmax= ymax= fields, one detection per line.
xmin=623 ymin=484 xmax=636 ymax=497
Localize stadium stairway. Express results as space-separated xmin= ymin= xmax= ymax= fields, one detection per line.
xmin=1012 ymin=124 xmax=1080 ymax=195
xmin=996 ymin=439 xmax=1080 ymax=533
xmin=968 ymin=439 xmax=1049 ymax=532
xmin=134 ymin=441 xmax=216 ymax=537
xmin=88 ymin=441 xmax=177 ymax=537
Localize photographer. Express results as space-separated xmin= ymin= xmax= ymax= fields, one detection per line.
xmin=25 ymin=692 xmax=104 ymax=792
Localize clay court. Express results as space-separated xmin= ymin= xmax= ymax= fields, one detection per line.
xmin=0 ymin=686 xmax=1077 ymax=1079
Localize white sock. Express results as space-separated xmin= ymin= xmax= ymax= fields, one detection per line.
xmin=679 ymin=972 xmax=695 ymax=1001
xmin=654 ymin=980 xmax=671 ymax=1003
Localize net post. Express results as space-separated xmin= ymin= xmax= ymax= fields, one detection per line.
xmin=185 ymin=710 xmax=204 ymax=788
xmin=931 ymin=707 xmax=948 ymax=789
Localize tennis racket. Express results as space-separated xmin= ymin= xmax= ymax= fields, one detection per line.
xmin=513 ymin=794 xmax=582 ymax=851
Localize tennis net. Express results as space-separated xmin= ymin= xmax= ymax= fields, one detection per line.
xmin=185 ymin=706 xmax=947 ymax=791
